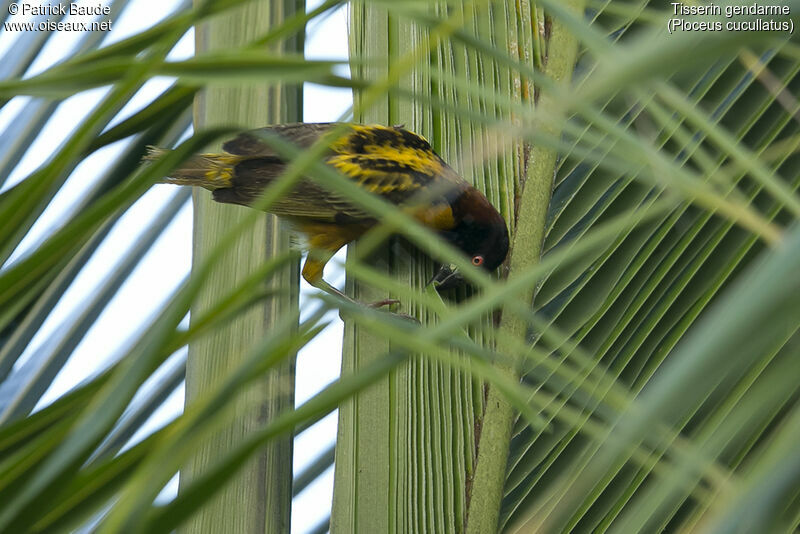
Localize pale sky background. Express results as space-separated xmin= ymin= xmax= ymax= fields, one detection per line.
xmin=0 ymin=0 xmax=350 ymax=531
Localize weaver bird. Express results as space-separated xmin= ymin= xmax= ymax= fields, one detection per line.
xmin=149 ymin=123 xmax=509 ymax=307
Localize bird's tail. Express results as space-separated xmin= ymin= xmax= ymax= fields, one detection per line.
xmin=144 ymin=146 xmax=243 ymax=190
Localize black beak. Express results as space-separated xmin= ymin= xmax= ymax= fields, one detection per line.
xmin=428 ymin=264 xmax=466 ymax=291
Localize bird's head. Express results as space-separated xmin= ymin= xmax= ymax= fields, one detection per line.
xmin=430 ymin=187 xmax=510 ymax=290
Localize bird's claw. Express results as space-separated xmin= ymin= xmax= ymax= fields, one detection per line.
xmin=333 ymin=298 xmax=419 ymax=324
xmin=369 ymin=299 xmax=419 ymax=323
xmin=368 ymin=298 xmax=401 ymax=309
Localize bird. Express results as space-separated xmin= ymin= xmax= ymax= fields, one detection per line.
xmin=147 ymin=122 xmax=509 ymax=309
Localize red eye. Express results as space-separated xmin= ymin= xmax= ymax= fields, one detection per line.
xmin=472 ymin=255 xmax=484 ymax=266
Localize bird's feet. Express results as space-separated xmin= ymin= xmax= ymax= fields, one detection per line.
xmin=368 ymin=298 xmax=400 ymax=309
xmin=366 ymin=298 xmax=418 ymax=323
xmin=311 ymin=280 xmax=418 ymax=323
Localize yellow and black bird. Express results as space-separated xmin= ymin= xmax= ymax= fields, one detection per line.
xmin=149 ymin=123 xmax=509 ymax=305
